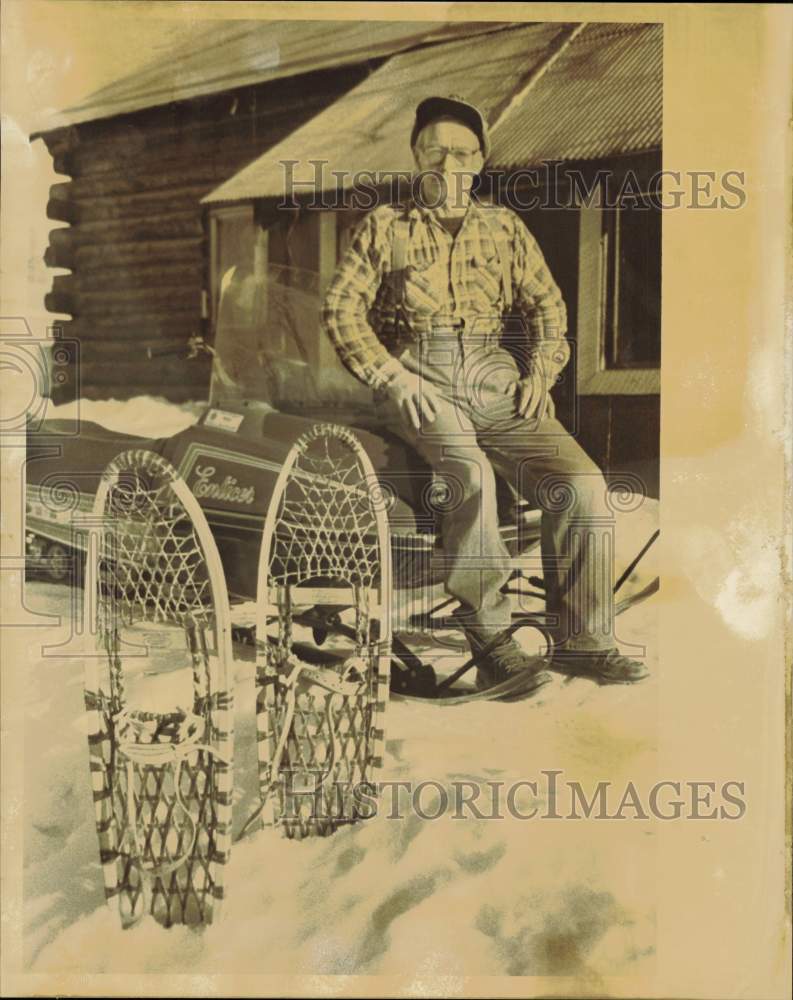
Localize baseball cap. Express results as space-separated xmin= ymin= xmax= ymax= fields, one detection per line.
xmin=410 ymin=95 xmax=490 ymax=159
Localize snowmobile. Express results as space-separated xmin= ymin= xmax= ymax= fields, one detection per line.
xmin=26 ymin=262 xmax=659 ymax=703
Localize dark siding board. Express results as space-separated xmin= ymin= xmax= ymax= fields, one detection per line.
xmin=44 ymin=232 xmax=204 ymax=274
xmin=51 ymin=354 xmax=210 ymax=404
xmin=58 ymin=314 xmax=197 ymax=340
xmin=49 ymin=210 xmax=204 ymax=245
xmin=50 ymin=262 xmax=205 ymax=293
xmin=48 ymin=184 xmax=213 ymax=225
xmin=79 ymin=336 xmax=193 ymax=357
xmin=50 ymin=155 xmax=281 ymax=197
xmin=57 ymin=132 xmax=290 ymax=182
xmin=45 ymin=195 xmax=79 ymax=224
xmin=575 ymin=394 xmax=660 ymax=500
xmin=37 ymin=125 xmax=75 ymax=156
xmin=48 ymin=180 xmax=74 ymax=202
xmin=75 ymin=360 xmax=211 ymax=384
xmin=43 ymin=246 xmax=69 ymax=269
xmin=609 ymin=395 xmax=660 ymax=498
xmin=46 ymin=286 xmax=199 ymax=317
xmin=54 ymin=168 xmax=230 ymax=200
xmin=576 ymin=395 xmax=611 ymax=471
xmin=46 ymin=229 xmax=202 ymax=285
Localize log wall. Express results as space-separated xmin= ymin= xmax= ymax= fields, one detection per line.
xmin=38 ymin=64 xmax=370 ymax=402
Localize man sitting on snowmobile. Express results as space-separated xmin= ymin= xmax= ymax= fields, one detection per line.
xmin=322 ymin=95 xmax=649 ymax=694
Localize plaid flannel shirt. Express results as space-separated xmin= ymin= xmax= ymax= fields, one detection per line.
xmin=321 ymin=198 xmax=569 ymax=391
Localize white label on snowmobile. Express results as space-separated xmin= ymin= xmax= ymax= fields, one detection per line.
xmin=205 ymin=409 xmax=244 ymax=432
xmin=192 ymin=465 xmax=255 ymax=504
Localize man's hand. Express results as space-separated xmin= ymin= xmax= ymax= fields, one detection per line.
xmin=385 ymin=369 xmax=440 ymax=431
xmin=504 ymin=368 xmax=550 ymax=421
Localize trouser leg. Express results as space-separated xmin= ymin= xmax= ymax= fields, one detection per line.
xmin=375 ymin=390 xmax=513 ymax=628
xmin=477 ymin=414 xmax=616 ymax=652
xmin=373 ymin=342 xmax=616 ymax=647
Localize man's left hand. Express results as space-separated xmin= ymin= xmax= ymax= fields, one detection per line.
xmin=505 ymin=369 xmax=549 ymax=421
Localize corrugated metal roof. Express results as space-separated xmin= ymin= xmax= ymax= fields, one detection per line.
xmin=203 ymin=20 xmax=661 ymax=204
xmin=203 ymin=22 xmax=565 ymax=203
xmin=34 ymin=19 xmax=507 ymax=133
xmin=490 ymin=22 xmax=662 ymax=166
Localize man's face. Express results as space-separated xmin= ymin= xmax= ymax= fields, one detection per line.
xmin=413 ymin=119 xmax=484 ymax=211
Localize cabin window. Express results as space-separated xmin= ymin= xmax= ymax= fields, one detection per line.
xmin=208 ymin=203 xmax=373 ymax=411
xmin=208 ymin=205 xmax=256 ymax=330
xmin=602 ymin=199 xmax=662 ymax=370
xmin=577 ymin=192 xmax=661 ymax=395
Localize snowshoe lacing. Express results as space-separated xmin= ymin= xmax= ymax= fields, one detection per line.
xmin=114 ymin=707 xmax=231 ymax=880
xmin=236 ymin=659 xmax=366 ymax=842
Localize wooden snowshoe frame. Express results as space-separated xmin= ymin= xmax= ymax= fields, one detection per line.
xmin=83 ymin=449 xmax=234 ymax=928
xmin=254 ymin=424 xmax=392 ymax=839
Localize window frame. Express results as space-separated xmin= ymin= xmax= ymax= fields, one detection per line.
xmin=576 ymin=200 xmax=661 ymax=396
xmin=208 ymin=204 xmax=258 ymax=332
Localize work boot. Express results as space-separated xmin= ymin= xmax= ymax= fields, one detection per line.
xmin=462 ymin=625 xmax=553 ymax=695
xmin=549 ymin=648 xmax=650 ymax=685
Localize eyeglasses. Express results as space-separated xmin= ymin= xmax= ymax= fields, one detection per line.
xmin=417 ymin=144 xmax=482 ymax=167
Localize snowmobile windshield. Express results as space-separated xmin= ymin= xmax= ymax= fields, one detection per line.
xmin=210 ymin=262 xmax=372 ymax=413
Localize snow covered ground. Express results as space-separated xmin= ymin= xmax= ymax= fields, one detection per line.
xmin=21 ymin=579 xmax=658 ymax=981
xmin=47 ymin=395 xmax=204 ymax=437
xmin=20 ymin=396 xmax=660 ymax=984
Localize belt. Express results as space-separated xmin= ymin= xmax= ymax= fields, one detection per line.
xmin=409 ymin=316 xmax=465 ymax=336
